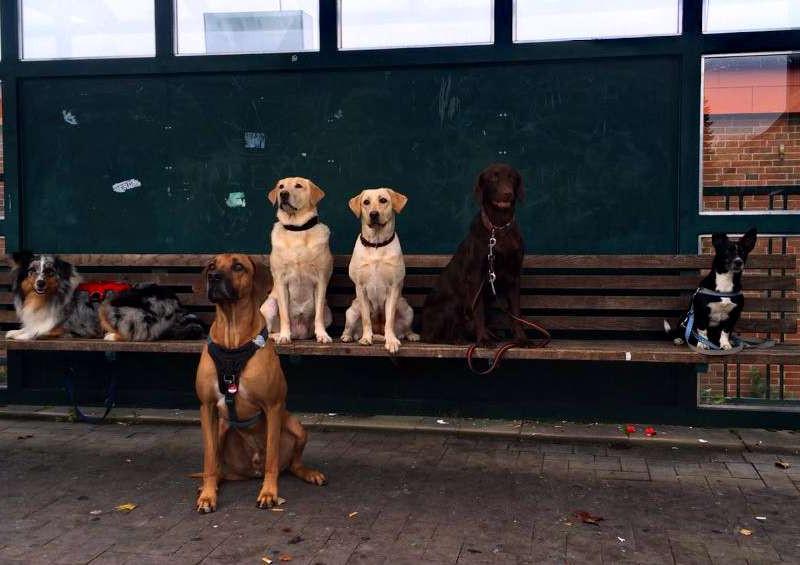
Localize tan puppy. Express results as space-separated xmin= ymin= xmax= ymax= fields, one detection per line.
xmin=261 ymin=177 xmax=333 ymax=344
xmin=195 ymin=253 xmax=325 ymax=514
xmin=342 ymin=188 xmax=419 ymax=353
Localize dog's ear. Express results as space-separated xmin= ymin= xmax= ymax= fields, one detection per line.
xmin=267 ymin=181 xmax=281 ymax=206
xmin=249 ymin=255 xmax=272 ymax=304
xmin=739 ymin=227 xmax=758 ymax=254
xmin=514 ymin=170 xmax=525 ymax=202
xmin=348 ymin=192 xmax=363 ymax=218
xmin=387 ymin=189 xmax=408 ymax=214
xmin=711 ymin=232 xmax=729 ymax=250
xmin=9 ymin=250 xmax=33 ymax=269
xmin=309 ymin=181 xmax=325 ymax=207
xmin=53 ymin=257 xmax=75 ymax=281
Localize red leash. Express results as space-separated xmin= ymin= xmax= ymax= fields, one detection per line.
xmin=465 ymin=212 xmax=550 ymax=375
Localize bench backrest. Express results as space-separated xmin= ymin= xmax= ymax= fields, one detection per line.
xmin=0 ymin=254 xmax=796 ymax=339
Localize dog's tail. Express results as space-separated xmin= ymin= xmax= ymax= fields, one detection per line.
xmin=663 ymin=320 xmax=684 ymax=346
xmin=167 ymin=312 xmax=207 ymax=340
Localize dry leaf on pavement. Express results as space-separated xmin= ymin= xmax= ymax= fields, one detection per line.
xmin=575 ymin=511 xmax=604 ymax=526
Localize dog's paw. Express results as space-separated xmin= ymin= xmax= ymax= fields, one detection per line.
xmin=5 ymin=329 xmax=25 ymax=340
xmin=696 ymin=341 xmax=710 ymax=350
xmin=720 ymin=339 xmax=733 ymax=350
xmin=256 ymin=488 xmax=280 ymax=509
xmin=385 ymin=335 xmax=401 ymax=354
xmin=291 ymin=465 xmax=327 ymax=486
xmin=196 ymin=490 xmax=217 ymax=514
xmin=340 ymin=334 xmax=354 ymax=343
xmin=316 ymin=331 xmax=332 ymax=344
xmin=103 ymin=332 xmax=121 ymax=341
xmin=406 ymin=332 xmax=421 ymax=342
xmin=359 ymin=334 xmax=373 ymax=346
xmin=272 ymin=332 xmax=292 ymax=344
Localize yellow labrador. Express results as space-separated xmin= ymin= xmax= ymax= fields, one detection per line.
xmin=341 ymin=188 xmax=419 ymax=353
xmin=261 ymin=177 xmax=333 ymax=344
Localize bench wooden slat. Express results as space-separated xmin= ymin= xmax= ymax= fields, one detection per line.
xmin=6 ymin=338 xmax=800 ymax=365
xmin=13 ymin=253 xmax=797 ymax=270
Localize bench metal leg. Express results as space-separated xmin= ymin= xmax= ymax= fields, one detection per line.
xmin=62 ymin=353 xmax=118 ymax=424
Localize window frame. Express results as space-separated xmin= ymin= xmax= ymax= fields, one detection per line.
xmin=698 ymin=50 xmax=800 ymax=216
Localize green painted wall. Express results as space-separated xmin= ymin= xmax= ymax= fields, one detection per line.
xmin=21 ymin=57 xmax=679 ymax=253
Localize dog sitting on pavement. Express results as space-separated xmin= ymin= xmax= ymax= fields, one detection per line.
xmin=196 ymin=253 xmax=325 ymax=513
xmin=341 ymin=188 xmax=419 ymax=353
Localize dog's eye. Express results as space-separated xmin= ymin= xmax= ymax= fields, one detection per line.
xmin=44 ymin=268 xmax=54 ymax=277
xmin=232 ymin=263 xmax=244 ymax=272
xmin=278 ymin=184 xmax=284 ymax=189
xmin=294 ymin=183 xmax=302 ymax=189
xmin=363 ymin=200 xmax=370 ymax=206
xmin=379 ymin=197 xmax=388 ymax=204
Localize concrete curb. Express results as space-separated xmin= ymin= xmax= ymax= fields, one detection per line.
xmin=3 ymin=404 xmax=800 ymax=453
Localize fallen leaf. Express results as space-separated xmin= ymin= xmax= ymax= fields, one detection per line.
xmin=89 ymin=510 xmax=102 ymax=516
xmin=775 ymin=459 xmax=791 ymax=470
xmin=575 ymin=511 xmax=604 ymax=526
xmin=277 ymin=497 xmax=286 ymax=506
xmin=261 ymin=557 xmax=273 ymax=564
xmin=17 ymin=434 xmax=33 ymax=440
xmin=617 ymin=537 xmax=626 ymax=543
xmin=755 ymin=516 xmax=767 ymax=521
xmin=739 ymin=528 xmax=752 ymax=536
xmin=436 ymin=419 xmax=449 ymax=425
xmin=114 ymin=503 xmax=137 ymax=513
xmin=644 ymin=426 xmax=656 ymax=437
xmin=288 ymin=535 xmax=304 ymax=545
xmin=279 ymin=555 xmax=292 ymax=562
xmin=271 ymin=508 xmax=285 ymax=512
xmin=348 ymin=511 xmax=359 ymax=518
xmin=698 ymin=439 xmax=709 ymax=444
xmin=281 ymin=527 xmax=292 ymax=533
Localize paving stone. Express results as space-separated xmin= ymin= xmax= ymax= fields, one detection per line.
xmin=2 ymin=418 xmax=800 ymax=564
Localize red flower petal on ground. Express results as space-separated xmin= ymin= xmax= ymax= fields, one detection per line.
xmin=645 ymin=426 xmax=656 ymax=437
xmin=625 ymin=424 xmax=636 ymax=435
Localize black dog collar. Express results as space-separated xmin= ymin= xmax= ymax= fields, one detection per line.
xmin=480 ymin=209 xmax=514 ymax=232
xmin=282 ymin=216 xmax=319 ymax=232
xmin=360 ymin=232 xmax=396 ymax=248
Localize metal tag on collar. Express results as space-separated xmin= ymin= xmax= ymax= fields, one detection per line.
xmin=253 ymin=333 xmax=266 ymax=348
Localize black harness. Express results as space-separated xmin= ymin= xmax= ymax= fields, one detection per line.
xmin=282 ymin=216 xmax=319 ymax=232
xmin=207 ymin=326 xmax=269 ymax=428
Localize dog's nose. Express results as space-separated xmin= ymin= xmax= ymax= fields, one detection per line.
xmin=34 ymin=280 xmax=46 ymax=290
xmin=280 ymin=191 xmax=289 ymax=202
xmin=208 ymin=271 xmax=223 ymax=282
xmin=369 ymin=211 xmax=380 ymax=221
xmin=733 ymin=258 xmax=744 ymax=267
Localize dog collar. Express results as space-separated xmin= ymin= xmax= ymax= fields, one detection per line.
xmin=281 ymin=216 xmax=319 ymax=232
xmin=480 ymin=209 xmax=514 ymax=232
xmin=360 ymin=232 xmax=396 ymax=248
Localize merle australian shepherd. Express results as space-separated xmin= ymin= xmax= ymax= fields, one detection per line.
xmin=665 ymin=228 xmax=757 ymax=350
xmin=7 ymin=251 xmax=204 ymax=341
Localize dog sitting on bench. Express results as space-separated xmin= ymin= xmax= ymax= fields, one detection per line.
xmin=7 ymin=252 xmax=203 ymax=341
xmin=665 ymin=228 xmax=758 ymax=350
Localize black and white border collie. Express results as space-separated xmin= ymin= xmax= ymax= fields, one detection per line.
xmin=665 ymin=228 xmax=757 ymax=350
xmin=8 ymin=251 xmax=204 ymax=341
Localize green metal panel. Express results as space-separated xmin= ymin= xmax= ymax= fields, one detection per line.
xmin=20 ymin=57 xmax=680 ymax=253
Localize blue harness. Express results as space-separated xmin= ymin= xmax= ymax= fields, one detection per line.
xmin=682 ymin=287 xmax=744 ymax=352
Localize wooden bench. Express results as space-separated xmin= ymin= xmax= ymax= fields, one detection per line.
xmin=1 ymin=253 xmax=798 ymax=366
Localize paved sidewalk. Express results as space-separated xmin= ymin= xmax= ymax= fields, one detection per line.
xmin=2 ymin=419 xmax=800 ymax=564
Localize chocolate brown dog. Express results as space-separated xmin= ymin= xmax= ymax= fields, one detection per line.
xmin=195 ymin=253 xmax=325 ymax=513
xmin=422 ymin=164 xmax=525 ymax=344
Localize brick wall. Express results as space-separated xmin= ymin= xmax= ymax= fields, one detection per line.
xmin=703 ymin=113 xmax=800 ymax=211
